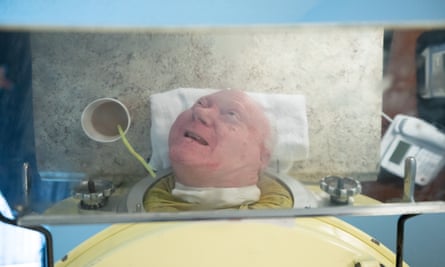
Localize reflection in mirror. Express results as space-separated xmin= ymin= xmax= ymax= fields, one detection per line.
xmin=0 ymin=26 xmax=444 ymax=224
xmin=364 ymin=28 xmax=445 ymax=203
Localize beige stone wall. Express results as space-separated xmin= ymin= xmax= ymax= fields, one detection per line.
xmin=31 ymin=26 xmax=383 ymax=182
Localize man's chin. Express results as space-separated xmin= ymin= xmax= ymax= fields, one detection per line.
xmin=170 ymin=155 xmax=216 ymax=168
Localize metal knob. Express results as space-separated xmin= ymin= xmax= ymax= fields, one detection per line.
xmin=320 ymin=176 xmax=362 ymax=204
xmin=402 ymin=156 xmax=416 ymax=203
xmin=73 ymin=179 xmax=115 ymax=209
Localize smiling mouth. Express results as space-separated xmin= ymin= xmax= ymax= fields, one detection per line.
xmin=184 ymin=131 xmax=209 ymax=145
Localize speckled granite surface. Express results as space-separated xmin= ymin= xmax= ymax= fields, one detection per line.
xmin=31 ymin=27 xmax=383 ymax=183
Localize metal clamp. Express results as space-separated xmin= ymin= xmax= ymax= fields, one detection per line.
xmin=320 ymin=176 xmax=362 ymax=204
xmin=73 ymin=179 xmax=115 ymax=209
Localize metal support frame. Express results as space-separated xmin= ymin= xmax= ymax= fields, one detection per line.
xmin=396 ymin=214 xmax=419 ymax=267
xmin=1 ymin=210 xmax=430 ymax=267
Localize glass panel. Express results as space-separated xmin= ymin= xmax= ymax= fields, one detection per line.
xmin=389 ymin=140 xmax=411 ymax=164
xmin=1 ymin=25 xmax=445 ymax=225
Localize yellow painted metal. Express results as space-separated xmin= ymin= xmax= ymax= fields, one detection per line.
xmin=56 ymin=217 xmax=408 ymax=267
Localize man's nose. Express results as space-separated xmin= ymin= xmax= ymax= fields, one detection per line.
xmin=192 ymin=104 xmax=216 ymax=126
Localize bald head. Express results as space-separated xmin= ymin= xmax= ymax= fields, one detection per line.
xmin=168 ymin=90 xmax=272 ymax=188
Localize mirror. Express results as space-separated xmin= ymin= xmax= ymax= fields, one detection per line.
xmin=1 ymin=25 xmax=445 ymax=225
xmin=0 ymin=191 xmax=49 ymax=266
xmin=368 ymin=29 xmax=445 ymax=203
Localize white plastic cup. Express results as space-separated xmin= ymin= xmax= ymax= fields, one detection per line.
xmin=81 ymin=98 xmax=131 ymax=143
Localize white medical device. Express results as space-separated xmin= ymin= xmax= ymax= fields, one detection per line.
xmin=380 ymin=114 xmax=445 ymax=185
xmin=418 ymin=43 xmax=445 ymax=99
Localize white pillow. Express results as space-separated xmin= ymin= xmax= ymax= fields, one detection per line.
xmin=149 ymin=88 xmax=309 ymax=173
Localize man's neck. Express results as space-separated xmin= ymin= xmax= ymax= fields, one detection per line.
xmin=172 ymin=164 xmax=259 ymax=188
xmin=172 ymin=181 xmax=261 ymax=208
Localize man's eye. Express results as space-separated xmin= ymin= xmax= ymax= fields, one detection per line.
xmin=196 ymin=98 xmax=207 ymax=107
xmin=225 ymin=110 xmax=240 ymax=120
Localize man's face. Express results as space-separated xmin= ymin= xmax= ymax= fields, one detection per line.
xmin=168 ymin=90 xmax=270 ymax=187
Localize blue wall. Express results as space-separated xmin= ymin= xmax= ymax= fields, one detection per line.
xmin=1 ymin=1 xmax=445 ymax=29
xmin=342 ymin=214 xmax=445 ymax=267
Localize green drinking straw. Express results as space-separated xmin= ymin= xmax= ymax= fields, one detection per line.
xmin=117 ymin=125 xmax=156 ymax=178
